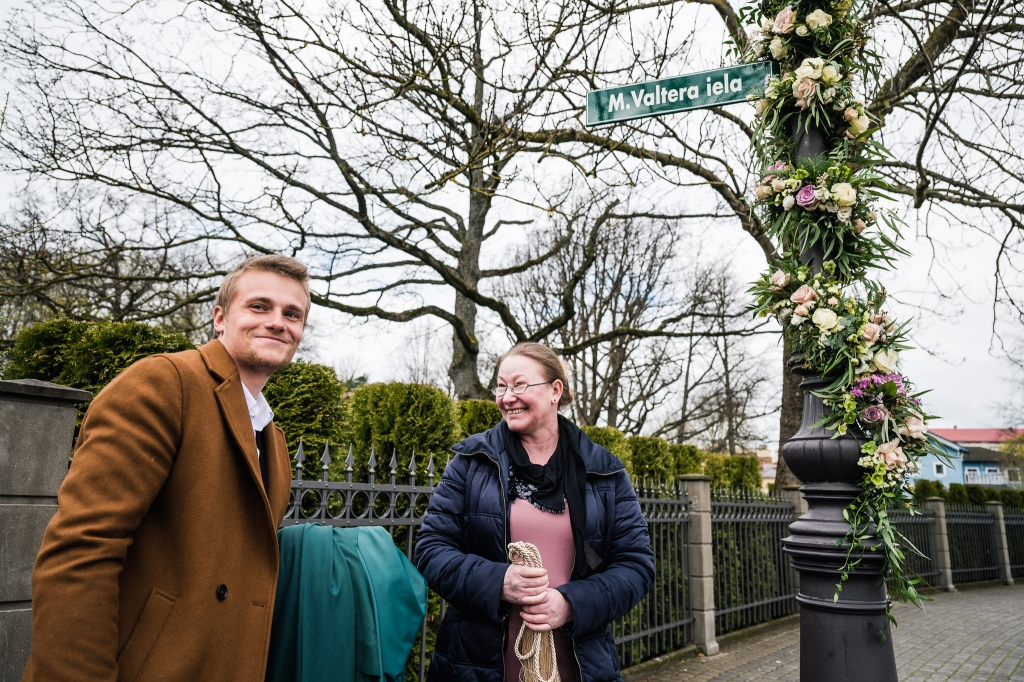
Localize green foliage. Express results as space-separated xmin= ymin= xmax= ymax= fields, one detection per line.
xmin=341 ymin=382 xmax=459 ymax=483
xmin=670 ymin=443 xmax=705 ymax=475
xmin=912 ymin=478 xmax=946 ymax=503
xmin=581 ymin=426 xmax=631 ymax=473
xmin=263 ymin=360 xmax=347 ymax=479
xmin=626 ymin=436 xmax=673 ymax=480
xmin=946 ymin=483 xmax=969 ymax=505
xmin=703 ymin=454 xmax=761 ymax=491
xmin=2 ymin=317 xmax=194 ymax=423
xmin=1000 ymin=488 xmax=1024 ymax=508
xmin=456 ymin=399 xmax=502 ymax=438
xmin=943 ymin=484 xmax=1024 ymax=508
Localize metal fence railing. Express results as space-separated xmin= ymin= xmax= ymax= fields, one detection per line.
xmin=888 ymin=506 xmax=938 ymax=586
xmin=711 ymin=488 xmax=797 ymax=635
xmin=1005 ymin=506 xmax=1024 ymax=580
xmin=946 ymin=503 xmax=1000 ymax=584
xmin=614 ymin=479 xmax=693 ymax=668
xmin=280 ymin=444 xmax=694 ymax=678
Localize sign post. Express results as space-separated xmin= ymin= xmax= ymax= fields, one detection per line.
xmin=585 ymin=62 xmax=776 ymax=127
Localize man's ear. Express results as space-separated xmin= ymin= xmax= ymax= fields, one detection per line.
xmin=212 ymin=305 xmax=226 ymax=337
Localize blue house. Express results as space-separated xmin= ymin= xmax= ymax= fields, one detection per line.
xmin=911 ymin=433 xmax=967 ymax=486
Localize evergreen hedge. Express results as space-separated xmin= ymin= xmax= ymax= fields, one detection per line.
xmin=2 ymin=317 xmax=194 ymax=424
xmin=581 ymin=426 xmax=631 ymax=472
xmin=704 ymin=454 xmax=762 ymax=491
xmin=341 ymin=382 xmax=459 ymax=483
xmin=263 ymin=360 xmax=347 ymax=479
xmin=456 ymin=399 xmax=502 ymax=438
xmin=911 ymin=480 xmax=1024 ymax=509
xmin=626 ymin=436 xmax=674 ymax=480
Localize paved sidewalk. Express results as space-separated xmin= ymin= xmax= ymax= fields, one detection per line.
xmin=639 ymin=583 xmax=1024 ymax=681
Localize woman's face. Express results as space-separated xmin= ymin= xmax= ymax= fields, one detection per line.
xmin=496 ymin=355 xmax=562 ymax=435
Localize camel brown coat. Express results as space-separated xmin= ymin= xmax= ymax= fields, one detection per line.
xmin=22 ymin=340 xmax=293 ymax=682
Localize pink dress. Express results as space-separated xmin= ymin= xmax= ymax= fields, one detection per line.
xmin=505 ymin=497 xmax=577 ymax=682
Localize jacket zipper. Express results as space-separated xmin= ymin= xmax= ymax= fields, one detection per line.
xmin=458 ymin=450 xmax=510 ymax=682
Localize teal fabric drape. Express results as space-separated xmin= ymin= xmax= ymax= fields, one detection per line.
xmin=266 ymin=524 xmax=428 ymax=682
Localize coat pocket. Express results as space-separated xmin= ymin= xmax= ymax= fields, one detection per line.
xmin=116 ymin=589 xmax=177 ymax=682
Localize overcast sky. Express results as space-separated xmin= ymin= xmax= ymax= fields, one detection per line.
xmin=1 ymin=0 xmax=1019 ymax=441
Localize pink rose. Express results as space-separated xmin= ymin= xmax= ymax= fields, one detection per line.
xmin=827 ymin=296 xmax=838 ymax=306
xmin=794 ymin=304 xmax=809 ymax=316
xmin=771 ymin=178 xmax=787 ymax=192
xmin=755 ymin=100 xmax=766 ymax=115
xmin=861 ymin=322 xmax=881 ymax=344
xmin=795 ymin=184 xmax=819 ymax=209
xmin=899 ymin=417 xmax=928 ymax=441
xmin=844 ymin=107 xmax=859 ymax=121
xmin=769 ymin=269 xmax=791 ymax=288
xmin=853 ymin=219 xmax=867 ymax=234
xmin=877 ymin=439 xmax=907 ymax=470
xmin=790 ymin=284 xmax=819 ymax=306
xmin=755 ymin=185 xmax=773 ymax=200
xmin=772 ymin=6 xmax=796 ymax=34
xmin=792 ymin=78 xmax=817 ymax=107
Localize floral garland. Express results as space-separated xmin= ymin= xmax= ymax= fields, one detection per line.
xmin=738 ymin=0 xmax=950 ymax=621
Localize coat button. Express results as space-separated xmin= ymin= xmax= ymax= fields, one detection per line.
xmin=216 ymin=584 xmax=228 ymax=601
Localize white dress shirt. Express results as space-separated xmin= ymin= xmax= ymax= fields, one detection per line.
xmin=241 ymin=384 xmax=275 ymax=458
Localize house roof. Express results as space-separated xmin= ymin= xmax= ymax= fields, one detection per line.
xmin=929 ymin=433 xmax=968 ymax=454
xmin=963 ymin=445 xmax=1004 ymax=463
xmin=929 ymin=428 xmax=1019 ymax=444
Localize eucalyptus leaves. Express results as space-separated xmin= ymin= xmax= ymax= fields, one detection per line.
xmin=740 ymin=0 xmax=949 ymax=618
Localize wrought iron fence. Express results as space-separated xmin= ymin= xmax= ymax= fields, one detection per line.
xmin=710 ymin=488 xmax=797 ymax=635
xmin=946 ymin=503 xmax=999 ymax=583
xmin=1005 ymin=506 xmax=1024 ymax=580
xmin=887 ymin=506 xmax=938 ymax=586
xmin=281 ymin=444 xmax=694 ymax=678
xmin=614 ymin=478 xmax=692 ymax=668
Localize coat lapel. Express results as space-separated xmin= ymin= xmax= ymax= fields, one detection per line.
xmin=200 ymin=341 xmax=275 ymax=519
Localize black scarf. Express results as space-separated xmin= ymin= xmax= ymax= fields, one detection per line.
xmin=502 ymin=416 xmax=598 ymax=578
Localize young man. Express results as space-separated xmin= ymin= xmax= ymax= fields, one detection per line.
xmin=22 ymin=255 xmax=310 ymax=682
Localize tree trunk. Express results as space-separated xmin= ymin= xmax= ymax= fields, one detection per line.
xmin=775 ymin=333 xmax=803 ymax=486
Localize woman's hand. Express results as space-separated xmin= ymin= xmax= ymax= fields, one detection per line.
xmin=502 ymin=564 xmax=549 ymax=605
xmin=520 ymin=589 xmax=574 ymax=631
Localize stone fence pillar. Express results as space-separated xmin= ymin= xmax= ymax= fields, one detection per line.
xmin=987 ymin=501 xmax=1014 ymax=586
xmin=925 ymin=497 xmax=955 ymax=592
xmin=679 ymin=474 xmax=719 ymax=656
xmin=0 ymin=379 xmax=91 ymax=680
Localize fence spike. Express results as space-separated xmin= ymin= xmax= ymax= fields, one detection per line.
xmin=409 ymin=450 xmax=418 ymax=474
xmin=427 ymin=454 xmax=436 ymax=476
xmin=320 ymin=442 xmax=332 ymax=466
xmin=368 ymin=447 xmax=377 ymax=473
xmin=390 ymin=448 xmax=399 ymax=474
xmin=295 ymin=438 xmax=306 ymax=465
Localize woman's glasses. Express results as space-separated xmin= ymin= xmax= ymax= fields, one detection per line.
xmin=491 ymin=381 xmax=552 ymax=397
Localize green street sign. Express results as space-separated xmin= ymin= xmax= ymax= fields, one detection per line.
xmin=585 ymin=61 xmax=777 ymax=127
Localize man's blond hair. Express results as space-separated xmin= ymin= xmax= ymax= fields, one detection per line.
xmin=214 ymin=255 xmax=311 ymax=326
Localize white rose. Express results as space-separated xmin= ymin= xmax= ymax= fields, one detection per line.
xmin=751 ymin=41 xmax=767 ymax=57
xmin=848 ymin=113 xmax=870 ymax=137
xmin=831 ymin=182 xmax=857 ymax=206
xmin=769 ymin=36 xmax=789 ymax=59
xmin=795 ymin=25 xmax=809 ymax=36
xmin=812 ymin=307 xmax=840 ymax=332
xmin=762 ymin=17 xmax=774 ymax=32
xmin=899 ymin=417 xmax=929 ymax=441
xmin=837 ymin=206 xmax=853 ymax=223
xmin=794 ymin=63 xmax=818 ymax=81
xmin=814 ymin=186 xmax=830 ymax=201
xmin=873 ymin=349 xmax=899 ymax=373
xmin=791 ymin=314 xmax=807 ymax=326
xmin=805 ymin=9 xmax=833 ymax=30
xmin=783 ymin=195 xmax=796 ymax=210
xmin=821 ymin=64 xmax=841 ymax=84
xmin=770 ymin=269 xmax=791 ymax=288
xmin=823 ymin=87 xmax=836 ymax=102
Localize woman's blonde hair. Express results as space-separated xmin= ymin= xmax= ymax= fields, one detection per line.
xmin=497 ymin=342 xmax=575 ymax=408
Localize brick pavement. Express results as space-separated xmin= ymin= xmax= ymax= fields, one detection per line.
xmin=637 ymin=583 xmax=1024 ymax=681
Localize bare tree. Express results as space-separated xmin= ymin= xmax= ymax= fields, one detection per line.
xmin=1 ymin=0 xmax=1020 ymax=477
xmin=0 ymin=191 xmax=217 ymax=344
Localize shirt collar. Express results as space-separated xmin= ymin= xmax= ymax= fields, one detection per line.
xmin=241 ymin=383 xmax=275 ymax=433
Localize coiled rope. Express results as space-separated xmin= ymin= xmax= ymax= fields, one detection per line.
xmin=507 ymin=541 xmax=560 ymax=682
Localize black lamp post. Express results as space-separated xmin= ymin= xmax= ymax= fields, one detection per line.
xmin=781 ymin=117 xmax=899 ymax=682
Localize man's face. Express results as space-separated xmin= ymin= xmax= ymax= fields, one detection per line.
xmin=212 ymin=270 xmax=307 ymax=378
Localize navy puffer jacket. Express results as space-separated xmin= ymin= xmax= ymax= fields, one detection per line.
xmin=414 ymin=422 xmax=654 ymax=682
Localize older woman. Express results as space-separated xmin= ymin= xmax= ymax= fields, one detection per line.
xmin=415 ymin=343 xmax=654 ymax=682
